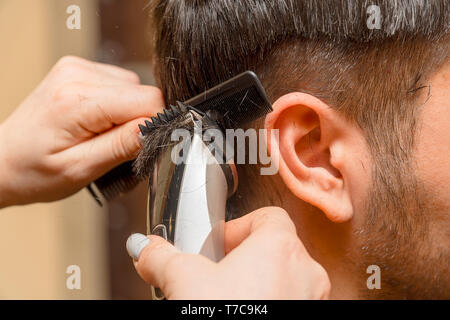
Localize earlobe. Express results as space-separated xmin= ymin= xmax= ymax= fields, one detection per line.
xmin=265 ymin=92 xmax=353 ymax=223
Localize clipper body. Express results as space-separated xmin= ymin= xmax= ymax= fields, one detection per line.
xmin=86 ymin=71 xmax=272 ymax=300
xmin=148 ymin=123 xmax=237 ymax=299
xmin=148 ymin=132 xmax=236 ymax=260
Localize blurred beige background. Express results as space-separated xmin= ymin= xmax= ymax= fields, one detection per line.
xmin=0 ymin=0 xmax=156 ymax=299
xmin=0 ymin=0 xmax=109 ymax=299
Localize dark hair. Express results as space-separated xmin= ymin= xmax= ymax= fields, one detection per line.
xmin=146 ymin=1 xmax=450 ymax=298
xmin=148 ymin=0 xmax=449 ymax=211
xmin=149 ymin=0 xmax=448 ymax=101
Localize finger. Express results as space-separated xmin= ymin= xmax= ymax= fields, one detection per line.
xmin=63 ymin=117 xmax=148 ymax=181
xmin=127 ymin=234 xmax=213 ymax=292
xmin=90 ymin=61 xmax=141 ymax=84
xmin=133 ymin=235 xmax=180 ymax=290
xmin=70 ymin=83 xmax=164 ymax=133
xmin=224 ymin=206 xmax=297 ymax=254
xmin=224 ymin=214 xmax=254 ymax=254
xmin=222 ymin=207 xmax=309 ymax=272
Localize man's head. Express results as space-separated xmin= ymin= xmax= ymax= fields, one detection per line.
xmin=147 ymin=0 xmax=449 ymax=298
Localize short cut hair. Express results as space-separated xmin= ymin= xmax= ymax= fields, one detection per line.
xmin=148 ymin=0 xmax=449 ymax=211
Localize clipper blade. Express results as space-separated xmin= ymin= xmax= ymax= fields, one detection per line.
xmin=138 ymin=101 xmax=189 ymax=136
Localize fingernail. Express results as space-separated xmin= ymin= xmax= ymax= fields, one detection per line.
xmin=126 ymin=233 xmax=150 ymax=260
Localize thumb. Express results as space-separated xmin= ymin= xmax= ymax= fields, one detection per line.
xmin=126 ymin=233 xmax=213 ymax=293
xmin=224 ymin=206 xmax=296 ymax=254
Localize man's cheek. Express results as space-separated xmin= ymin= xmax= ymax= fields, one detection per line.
xmin=413 ymin=92 xmax=450 ymax=212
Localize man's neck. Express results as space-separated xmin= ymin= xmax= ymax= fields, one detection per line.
xmin=286 ymin=198 xmax=363 ymax=299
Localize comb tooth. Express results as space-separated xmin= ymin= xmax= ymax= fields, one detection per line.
xmin=145 ymin=120 xmax=154 ymax=129
xmin=176 ymin=101 xmax=188 ymax=113
xmin=170 ymin=105 xmax=180 ymax=116
xmin=138 ymin=124 xmax=149 ymax=136
xmin=163 ymin=108 xmax=173 ymax=119
xmin=157 ymin=112 xmax=167 ymax=123
xmin=151 ymin=116 xmax=161 ymax=126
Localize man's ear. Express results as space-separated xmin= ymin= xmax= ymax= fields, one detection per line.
xmin=265 ymin=92 xmax=363 ymax=223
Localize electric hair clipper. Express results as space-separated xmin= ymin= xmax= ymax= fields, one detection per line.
xmin=144 ymin=71 xmax=272 ymax=299
xmin=87 ymin=71 xmax=272 ymax=299
xmin=147 ymin=109 xmax=237 ymax=300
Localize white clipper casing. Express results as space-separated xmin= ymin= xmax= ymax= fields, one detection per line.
xmin=147 ymin=121 xmax=237 ymax=300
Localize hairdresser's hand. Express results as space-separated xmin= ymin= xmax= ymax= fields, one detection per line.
xmin=127 ymin=207 xmax=331 ymax=299
xmin=0 ymin=56 xmax=164 ymax=207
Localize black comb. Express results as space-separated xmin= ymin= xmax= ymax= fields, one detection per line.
xmin=87 ymin=71 xmax=272 ymax=205
xmin=138 ymin=101 xmax=189 ymax=136
xmin=185 ymin=71 xmax=272 ymax=128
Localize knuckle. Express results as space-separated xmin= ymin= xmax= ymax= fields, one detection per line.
xmin=140 ymin=86 xmax=164 ymax=105
xmin=267 ymin=206 xmax=289 ymax=216
xmin=54 ymin=56 xmax=85 ymax=76
xmin=37 ymin=155 xmax=62 ymax=176
xmin=124 ymin=70 xmax=140 ymax=83
xmin=270 ymin=207 xmax=291 ymax=223
xmin=272 ymin=232 xmax=303 ymax=255
xmin=253 ymin=210 xmax=271 ymax=228
xmin=52 ymin=82 xmax=83 ymax=107
xmin=57 ymin=55 xmax=84 ymax=67
xmin=253 ymin=206 xmax=294 ymax=231
xmin=60 ymin=163 xmax=83 ymax=186
xmin=49 ymin=151 xmax=92 ymax=186
xmin=256 ymin=206 xmax=289 ymax=221
xmin=59 ymin=156 xmax=92 ymax=185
